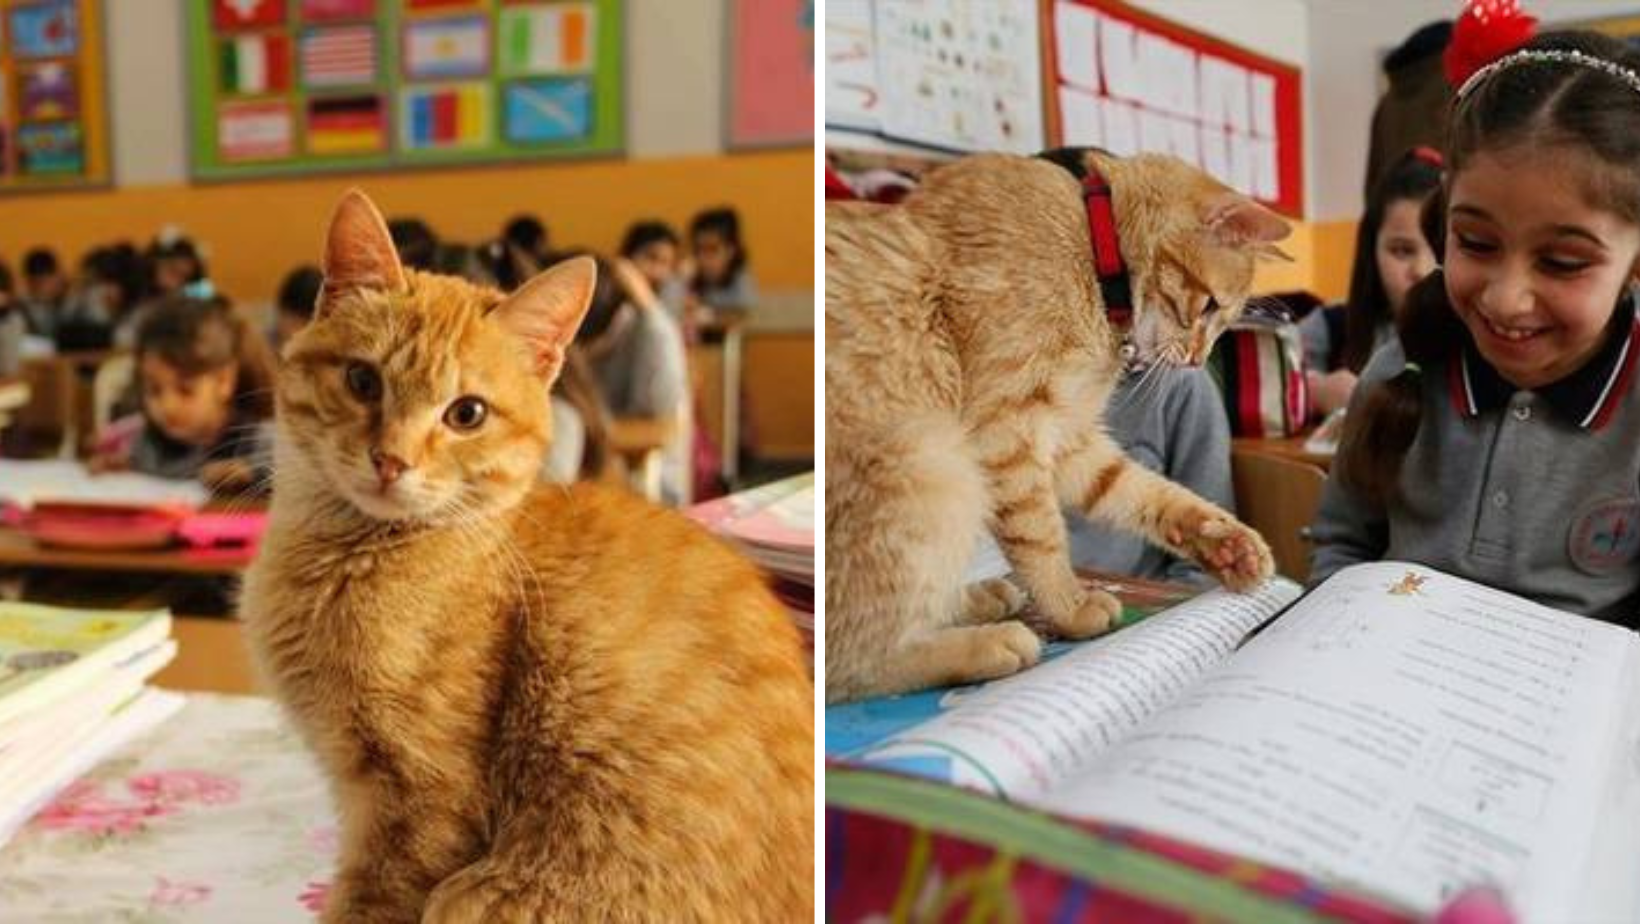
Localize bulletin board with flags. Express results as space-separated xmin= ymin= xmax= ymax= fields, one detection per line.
xmin=0 ymin=0 xmax=111 ymax=192
xmin=824 ymin=0 xmax=1304 ymax=217
xmin=186 ymin=0 xmax=623 ymax=181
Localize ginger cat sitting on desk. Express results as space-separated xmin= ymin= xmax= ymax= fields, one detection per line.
xmin=239 ymin=190 xmax=813 ymax=923
xmin=826 ymin=150 xmax=1288 ymax=704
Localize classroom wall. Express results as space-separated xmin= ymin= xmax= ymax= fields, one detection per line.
xmin=1 ymin=0 xmax=813 ymax=300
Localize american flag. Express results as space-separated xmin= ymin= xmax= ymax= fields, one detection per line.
xmin=300 ymin=25 xmax=376 ymax=88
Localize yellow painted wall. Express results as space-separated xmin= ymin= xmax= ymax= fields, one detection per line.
xmin=0 ymin=150 xmax=813 ymax=304
xmin=1252 ymin=217 xmax=1358 ymax=304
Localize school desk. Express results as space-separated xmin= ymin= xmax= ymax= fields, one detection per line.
xmin=0 ymin=527 xmax=254 ymax=577
xmin=0 ymin=693 xmax=337 ymax=919
xmin=692 ymin=314 xmax=746 ymax=483
xmin=155 ymin=615 xmax=259 ymax=696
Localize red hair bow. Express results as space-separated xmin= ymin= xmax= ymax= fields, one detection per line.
xmin=1443 ymin=0 xmax=1538 ymax=89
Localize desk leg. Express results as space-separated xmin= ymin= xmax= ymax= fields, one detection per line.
xmin=722 ymin=327 xmax=742 ymax=486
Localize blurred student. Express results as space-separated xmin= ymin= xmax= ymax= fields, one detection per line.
xmin=620 ymin=220 xmax=687 ymax=322
xmin=19 ymin=247 xmax=69 ymax=338
xmin=688 ymin=207 xmax=757 ymax=317
xmin=91 ymin=295 xmax=277 ymax=493
xmin=274 ymin=265 xmax=323 ymax=350
xmin=575 ymin=256 xmax=689 ymax=503
xmin=147 ymin=233 xmax=212 ymax=298
xmin=388 ymin=217 xmax=438 ymax=271
xmin=503 ymin=214 xmax=550 ymax=266
xmin=1300 ymin=148 xmax=1442 ymax=416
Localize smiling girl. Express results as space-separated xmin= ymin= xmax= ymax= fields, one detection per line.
xmin=1313 ymin=31 xmax=1640 ymax=626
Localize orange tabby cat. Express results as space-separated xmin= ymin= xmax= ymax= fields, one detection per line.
xmin=240 ymin=191 xmax=813 ymax=922
xmin=826 ymin=150 xmax=1287 ymax=704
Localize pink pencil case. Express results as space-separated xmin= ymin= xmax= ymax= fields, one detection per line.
xmin=176 ymin=512 xmax=268 ymax=549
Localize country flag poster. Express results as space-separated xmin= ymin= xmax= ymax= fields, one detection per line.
xmin=306 ymin=94 xmax=385 ymax=154
xmin=217 ymin=100 xmax=294 ymax=161
xmin=503 ymin=78 xmax=590 ymax=145
xmin=299 ymin=0 xmax=376 ymax=21
xmin=402 ymin=15 xmax=488 ymax=80
xmin=497 ymin=3 xmax=596 ymax=77
xmin=17 ymin=122 xmax=82 ymax=174
xmin=212 ymin=0 xmax=284 ymax=31
xmin=9 ymin=1 xmax=77 ymax=58
xmin=218 ymin=33 xmax=292 ymax=95
xmin=401 ymin=83 xmax=490 ymax=150
xmin=300 ymin=24 xmax=377 ymax=88
xmin=18 ymin=61 xmax=79 ymax=122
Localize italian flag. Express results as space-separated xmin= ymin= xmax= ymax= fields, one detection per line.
xmin=500 ymin=4 xmax=596 ymax=74
xmin=220 ymin=34 xmax=290 ymax=95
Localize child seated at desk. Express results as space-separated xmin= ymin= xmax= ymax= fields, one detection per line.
xmin=688 ymin=207 xmax=758 ymax=319
xmin=90 ymin=295 xmax=277 ymax=493
xmin=576 ymin=256 xmax=688 ymax=503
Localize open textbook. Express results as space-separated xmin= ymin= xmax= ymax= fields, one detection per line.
xmin=838 ymin=561 xmax=1640 ymax=923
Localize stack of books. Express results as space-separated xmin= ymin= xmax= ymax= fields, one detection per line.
xmin=688 ymin=473 xmax=815 ymax=650
xmin=0 ymin=602 xmax=184 ymax=849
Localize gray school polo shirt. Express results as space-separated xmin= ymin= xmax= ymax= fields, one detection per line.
xmin=1065 ymin=366 xmax=1234 ymax=586
xmin=1310 ymin=306 xmax=1640 ymax=628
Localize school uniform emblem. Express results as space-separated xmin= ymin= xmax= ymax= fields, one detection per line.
xmin=1569 ymin=498 xmax=1640 ymax=574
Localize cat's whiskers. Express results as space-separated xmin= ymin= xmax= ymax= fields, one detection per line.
xmin=444 ymin=492 xmax=544 ymax=612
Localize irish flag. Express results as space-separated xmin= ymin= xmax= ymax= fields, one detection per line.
xmin=499 ymin=4 xmax=596 ymax=75
xmin=219 ymin=34 xmax=291 ymax=95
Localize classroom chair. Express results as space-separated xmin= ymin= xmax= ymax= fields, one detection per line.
xmin=1230 ymin=446 xmax=1328 ymax=583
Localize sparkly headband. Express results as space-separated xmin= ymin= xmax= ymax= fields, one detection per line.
xmin=1456 ymin=48 xmax=1640 ymax=101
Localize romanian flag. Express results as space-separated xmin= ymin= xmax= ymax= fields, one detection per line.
xmin=219 ymin=34 xmax=292 ymax=95
xmin=307 ymin=95 xmax=385 ymax=155
xmin=498 ymin=4 xmax=596 ymax=75
xmin=403 ymin=84 xmax=490 ymax=149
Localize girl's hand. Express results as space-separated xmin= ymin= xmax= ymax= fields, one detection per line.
xmin=610 ymin=258 xmax=661 ymax=310
xmin=200 ymin=459 xmax=255 ymax=494
xmin=1308 ymin=368 xmax=1359 ymax=416
xmin=86 ymin=451 xmax=131 ymax=475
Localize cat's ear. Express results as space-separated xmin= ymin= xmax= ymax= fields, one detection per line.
xmin=1200 ymin=193 xmax=1291 ymax=248
xmin=492 ymin=256 xmax=596 ymax=380
xmin=320 ymin=189 xmax=405 ymax=307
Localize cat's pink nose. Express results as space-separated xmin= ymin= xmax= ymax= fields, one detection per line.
xmin=370 ymin=448 xmax=409 ymax=486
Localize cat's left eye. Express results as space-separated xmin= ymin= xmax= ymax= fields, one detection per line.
xmin=444 ymin=396 xmax=488 ymax=431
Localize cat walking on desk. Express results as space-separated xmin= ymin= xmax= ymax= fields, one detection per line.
xmin=826 ymin=150 xmax=1287 ymax=704
xmin=240 ymin=190 xmax=813 ymax=922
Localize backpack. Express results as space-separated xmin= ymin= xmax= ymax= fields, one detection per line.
xmin=1204 ymin=315 xmax=1311 ymax=437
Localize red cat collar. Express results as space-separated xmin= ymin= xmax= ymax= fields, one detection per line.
xmin=1080 ymin=167 xmax=1134 ymax=328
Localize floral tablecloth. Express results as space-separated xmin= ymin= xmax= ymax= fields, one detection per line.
xmin=0 ymin=693 xmax=337 ymax=922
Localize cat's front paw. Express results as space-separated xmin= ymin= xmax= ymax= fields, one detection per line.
xmin=1045 ymin=590 xmax=1120 ymax=639
xmin=1177 ymin=514 xmax=1274 ymax=591
xmin=961 ymin=578 xmax=1029 ymax=624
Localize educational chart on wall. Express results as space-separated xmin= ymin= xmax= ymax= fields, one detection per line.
xmin=725 ymin=0 xmax=813 ymax=148
xmin=186 ymin=0 xmax=623 ymax=180
xmin=824 ymin=0 xmax=1044 ymax=155
xmin=1046 ymin=0 xmax=1303 ymax=215
xmin=0 ymin=0 xmax=110 ymax=191
xmin=823 ymin=0 xmax=1304 ymax=215
xmin=877 ymin=0 xmax=1044 ymax=154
